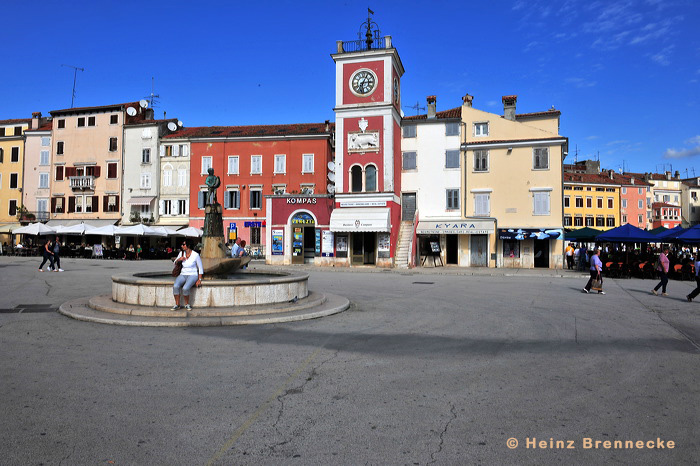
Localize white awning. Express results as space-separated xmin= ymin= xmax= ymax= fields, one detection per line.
xmin=127 ymin=196 xmax=156 ymax=206
xmin=0 ymin=223 xmax=21 ymax=233
xmin=330 ymin=208 xmax=391 ymax=233
xmin=417 ymin=219 xmax=495 ymax=235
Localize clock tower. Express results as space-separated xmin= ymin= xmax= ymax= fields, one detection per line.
xmin=329 ymin=14 xmax=405 ymax=267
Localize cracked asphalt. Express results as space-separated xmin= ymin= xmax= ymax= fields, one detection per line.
xmin=0 ymin=256 xmax=698 ymax=465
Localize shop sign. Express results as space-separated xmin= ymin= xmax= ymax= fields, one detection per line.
xmin=339 ymin=201 xmax=386 ymax=207
xmin=286 ymin=197 xmax=318 ymax=205
xmin=271 ymin=229 xmax=284 ymax=255
xmin=498 ymin=228 xmax=563 ymax=240
xmin=291 ymin=212 xmax=315 ymax=225
xmin=244 ymin=221 xmax=262 ymax=227
xmin=416 ymin=220 xmax=494 ymax=235
xmin=322 ymin=230 xmax=334 ymax=257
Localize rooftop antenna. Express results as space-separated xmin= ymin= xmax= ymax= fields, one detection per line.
xmin=61 ymin=64 xmax=84 ymax=108
xmin=403 ymin=101 xmax=425 ymax=116
xmin=572 ymin=144 xmax=579 ymax=163
xmin=144 ymin=77 xmax=160 ymax=108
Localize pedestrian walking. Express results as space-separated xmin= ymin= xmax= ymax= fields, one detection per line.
xmin=687 ymin=256 xmax=700 ymax=302
xmin=38 ymin=238 xmax=55 ymax=272
xmin=652 ymin=247 xmax=670 ymax=296
xmin=578 ymin=245 xmax=588 ymax=271
xmin=52 ymin=236 xmax=64 ymax=272
xmin=565 ymin=243 xmax=575 ymax=270
xmin=582 ymin=248 xmax=605 ymax=294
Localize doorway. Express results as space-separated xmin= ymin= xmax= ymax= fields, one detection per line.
xmin=303 ymin=226 xmax=316 ymax=263
xmin=534 ymin=241 xmax=549 ymax=268
xmin=402 ymin=193 xmax=416 ymax=221
xmin=351 ymin=232 xmax=376 ymax=265
xmin=470 ymin=235 xmax=488 ymax=267
xmin=446 ymin=235 xmax=458 ymax=265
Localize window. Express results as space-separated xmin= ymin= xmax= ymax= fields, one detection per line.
xmin=474 ymin=122 xmax=489 ymax=136
xmin=274 ymin=154 xmax=286 ymax=174
xmin=14 ymin=126 xmax=21 ymax=136
xmin=57 ymin=141 xmax=64 ymax=155
xmin=164 ymin=145 xmax=173 ymax=157
xmin=402 ymin=125 xmax=416 ymax=138
xmin=202 ymin=156 xmax=212 ymax=175
xmin=0 ymin=148 xmax=3 ymax=162
xmin=40 ymin=151 xmax=49 ymax=166
xmin=88 ymin=116 xmax=96 ymax=127
xmin=272 ymin=184 xmax=286 ymax=195
xmin=9 ymin=200 xmax=17 ymax=216
xmin=140 ymin=173 xmax=151 ymax=189
xmin=178 ymin=145 xmax=187 ymax=157
xmin=622 ymin=215 xmax=627 ymax=223
xmin=104 ymin=162 xmax=117 ymax=179
xmin=351 ymin=166 xmax=363 ymax=192
xmin=75 ymin=196 xmax=83 ymax=213
xmin=564 ymin=196 xmax=570 ymax=208
xmin=142 ymin=148 xmax=151 ymax=164
xmin=300 ymin=184 xmax=314 ymax=194
xmin=585 ymin=216 xmax=594 ymax=227
xmin=445 ymin=122 xmax=460 ymax=136
xmin=177 ymin=199 xmax=187 ymax=215
xmin=474 ymin=193 xmax=490 ymax=216
xmin=39 ymin=173 xmax=49 ymax=188
xmin=302 ymin=153 xmax=314 ymax=173
xmin=474 ymin=150 xmax=488 ymax=172
xmin=163 ymin=169 xmax=172 ymax=187
xmin=105 ymin=195 xmax=118 ymax=212
xmin=638 ymin=200 xmax=644 ymax=209
xmin=574 ymin=186 xmax=583 ymax=191
xmin=621 ymin=187 xmax=627 ymax=194
xmin=597 ymin=197 xmax=603 ymax=208
xmin=365 ymin=165 xmax=377 ymax=191
xmin=52 ymin=197 xmax=64 ymax=213
xmin=586 ymin=197 xmax=592 ymax=208
xmin=251 ymin=155 xmax=262 ymax=174
xmin=622 ymin=199 xmax=627 ymax=208
xmin=402 ymin=152 xmax=417 ymax=170
xmin=11 ymin=147 xmax=19 ymax=162
xmin=574 ymin=216 xmax=583 ymax=227
xmin=251 ymin=227 xmax=261 ymax=245
xmin=533 ymin=147 xmax=549 ymax=169
xmin=503 ymin=240 xmax=520 ymax=258
xmin=55 ymin=165 xmax=64 ymax=181
xmin=639 ymin=188 xmax=644 ymax=195
xmin=533 ymin=191 xmax=550 ymax=215
xmin=638 ymin=214 xmax=644 ymax=224
xmin=445 ymin=150 xmax=460 ymax=169
xmin=0 ymin=128 xmax=4 ymax=136
xmin=564 ymin=216 xmax=572 ymax=227
xmin=596 ymin=187 xmax=605 ymax=192
xmin=10 ymin=173 xmax=18 ymax=189
xmin=446 ymin=189 xmax=459 ymax=210
xmin=575 ymin=197 xmax=583 ymax=208
xmin=110 ymin=114 xmax=118 ymax=124
xmin=227 ymin=156 xmax=239 ymax=175
xmin=606 ymin=217 xmax=616 ymax=227
xmin=608 ymin=198 xmax=614 ymax=209
xmin=225 ymin=190 xmax=240 ymax=209
xmin=41 ymin=137 xmax=50 ymax=147
xmin=250 ymin=189 xmax=262 ymax=209
xmin=178 ymin=169 xmax=187 ymax=187
xmin=596 ymin=216 xmax=605 ymax=227
xmin=162 ymin=200 xmax=172 ymax=215
xmin=57 ymin=119 xmax=65 ymax=129
xmin=109 ymin=137 xmax=117 ymax=152
xmin=77 ymin=117 xmax=85 ymax=127
xmin=606 ymin=188 xmax=615 ymax=192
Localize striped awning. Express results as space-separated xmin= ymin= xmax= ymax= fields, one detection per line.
xmin=127 ymin=196 xmax=155 ymax=206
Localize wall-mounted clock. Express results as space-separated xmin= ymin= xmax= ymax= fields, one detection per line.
xmin=350 ymin=69 xmax=377 ymax=96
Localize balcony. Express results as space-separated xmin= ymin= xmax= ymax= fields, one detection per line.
xmin=69 ymin=175 xmax=95 ymax=190
xmin=18 ymin=211 xmax=49 ymax=223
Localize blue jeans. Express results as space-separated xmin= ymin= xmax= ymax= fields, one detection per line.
xmin=173 ymin=274 xmax=198 ymax=296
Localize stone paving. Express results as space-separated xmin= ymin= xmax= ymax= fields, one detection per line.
xmin=0 ymin=256 xmax=698 ymax=465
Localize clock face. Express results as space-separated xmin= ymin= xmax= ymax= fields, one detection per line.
xmin=351 ymin=70 xmax=376 ymax=96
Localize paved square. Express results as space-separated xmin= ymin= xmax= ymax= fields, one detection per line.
xmin=1 ymin=256 xmax=698 ymax=464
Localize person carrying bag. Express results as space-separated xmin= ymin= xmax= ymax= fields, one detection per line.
xmin=582 ymin=248 xmax=605 ymax=295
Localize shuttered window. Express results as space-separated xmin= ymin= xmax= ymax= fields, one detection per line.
xmin=55 ymin=166 xmax=64 ymax=181
xmin=533 ymin=148 xmax=549 ymax=169
xmin=474 ymin=193 xmax=490 ymax=216
xmin=302 ymin=154 xmax=314 ymax=173
xmin=533 ymin=191 xmax=550 ymax=215
xmin=197 ymin=191 xmax=206 ymax=209
xmin=228 ymin=156 xmax=239 ymax=175
xmin=402 ymin=152 xmax=416 ymax=170
xmin=446 ymin=189 xmax=459 ymax=210
xmin=274 ymin=154 xmax=286 ymax=174
xmin=224 ymin=191 xmax=240 ymax=209
xmin=251 ymin=155 xmax=262 ymax=174
xmin=107 ymin=162 xmax=118 ymax=179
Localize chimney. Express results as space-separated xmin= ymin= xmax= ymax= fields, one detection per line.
xmin=325 ymin=120 xmax=330 ymax=132
xmin=502 ymin=95 xmax=517 ymax=121
xmin=674 ymin=170 xmax=680 ymax=179
xmin=427 ymin=96 xmax=437 ymax=119
xmin=609 ymin=169 xmax=614 ymax=180
xmin=163 ymin=111 xmax=167 ymax=120
xmin=462 ymin=93 xmax=473 ymax=108
xmin=630 ymin=177 xmax=635 ymax=185
xmin=666 ymin=171 xmax=671 ymax=180
xmin=31 ymin=112 xmax=42 ymax=130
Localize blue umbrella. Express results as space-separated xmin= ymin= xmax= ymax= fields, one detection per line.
xmin=656 ymin=225 xmax=684 ymax=240
xmin=596 ymin=224 xmax=658 ymax=243
xmin=673 ymin=225 xmax=700 ymax=244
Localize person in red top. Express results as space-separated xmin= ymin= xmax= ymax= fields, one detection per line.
xmin=652 ymin=247 xmax=670 ymax=296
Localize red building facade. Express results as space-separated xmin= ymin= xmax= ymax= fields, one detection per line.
xmin=652 ymin=202 xmax=681 ymax=229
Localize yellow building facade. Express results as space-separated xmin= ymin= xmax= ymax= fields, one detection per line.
xmin=0 ymin=119 xmax=30 ymax=224
xmin=563 ymin=173 xmax=621 ymax=231
xmin=461 ymin=95 xmax=567 ymax=268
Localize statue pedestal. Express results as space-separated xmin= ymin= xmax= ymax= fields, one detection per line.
xmin=201 ymin=202 xmax=248 ymax=276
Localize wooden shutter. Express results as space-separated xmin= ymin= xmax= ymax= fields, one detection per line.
xmin=182 ymin=145 xmax=189 ymax=157
xmin=224 ymin=191 xmax=230 ymax=209
xmin=93 ymin=165 xmax=101 ymax=178
xmin=56 ymin=166 xmax=64 ymax=181
xmin=173 ymin=145 xmax=180 ymax=157
xmin=103 ymin=196 xmax=109 ymax=212
xmin=68 ymin=196 xmax=76 ymax=213
xmin=92 ymin=196 xmax=99 ymax=212
xmin=51 ymin=197 xmax=57 ymax=213
xmin=107 ymin=163 xmax=117 ymax=179
xmin=114 ymin=196 xmax=119 ymax=212
xmin=159 ymin=200 xmax=165 ymax=216
xmin=160 ymin=145 xmax=165 ymax=157
xmin=198 ymin=191 xmax=205 ymax=209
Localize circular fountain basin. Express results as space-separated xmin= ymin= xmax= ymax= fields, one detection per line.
xmin=111 ymin=270 xmax=309 ymax=308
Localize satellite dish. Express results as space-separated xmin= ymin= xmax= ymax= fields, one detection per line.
xmin=167 ymin=122 xmax=177 ymax=131
xmin=126 ymin=107 xmax=137 ymax=116
xmin=139 ymin=99 xmax=149 ymax=108
xmin=328 ymin=172 xmax=335 ymax=182
xmin=327 ymin=161 xmax=335 ymax=172
xmin=177 ymin=121 xmax=183 ymax=127
xmin=327 ymin=184 xmax=336 ymax=194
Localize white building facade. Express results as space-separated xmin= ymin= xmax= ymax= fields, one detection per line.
xmin=157 ymin=137 xmax=191 ymax=229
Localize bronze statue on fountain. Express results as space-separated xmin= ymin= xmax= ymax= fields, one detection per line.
xmin=201 ymin=168 xmax=250 ymax=276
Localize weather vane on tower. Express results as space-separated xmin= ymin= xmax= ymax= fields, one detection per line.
xmin=359 ymin=7 xmax=380 ymax=50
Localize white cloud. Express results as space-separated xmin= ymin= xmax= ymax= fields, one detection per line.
xmin=486 ymin=100 xmax=498 ymax=107
xmin=664 ymin=135 xmax=700 ymax=159
xmin=586 ymin=135 xmax=600 ymax=140
xmin=650 ymin=45 xmax=674 ymax=66
xmin=566 ymin=77 xmax=597 ymax=88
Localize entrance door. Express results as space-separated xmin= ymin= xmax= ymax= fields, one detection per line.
xmin=303 ymin=226 xmax=316 ymax=263
xmin=402 ymin=193 xmax=416 ymax=221
xmin=363 ymin=232 xmax=376 ymax=265
xmin=534 ymin=240 xmax=549 ymax=268
xmin=351 ymin=234 xmax=364 ymax=265
xmin=446 ymin=235 xmax=458 ymax=265
xmin=470 ymin=235 xmax=488 ymax=267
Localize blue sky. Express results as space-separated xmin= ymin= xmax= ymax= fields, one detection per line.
xmin=2 ymin=0 xmax=698 ymax=175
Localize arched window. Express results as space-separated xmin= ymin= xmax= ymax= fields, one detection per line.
xmin=365 ymin=165 xmax=377 ymax=192
xmin=351 ymin=166 xmax=363 ymax=192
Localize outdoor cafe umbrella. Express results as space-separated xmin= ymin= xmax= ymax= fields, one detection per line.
xmin=655 ymin=225 xmax=683 ymax=240
xmin=673 ymin=225 xmax=700 ymax=244
xmin=55 ymin=222 xmax=96 ymax=235
xmin=649 ymin=226 xmax=668 ymax=235
xmin=564 ymin=227 xmax=601 ymax=242
xmin=88 ymin=224 xmax=118 ymax=236
xmin=175 ymin=226 xmax=203 ymax=237
xmin=13 ymin=222 xmax=55 ymax=236
xmin=595 ymin=223 xmax=658 ymax=243
xmin=148 ymin=226 xmax=179 ymax=236
xmin=115 ymin=224 xmax=159 ymax=236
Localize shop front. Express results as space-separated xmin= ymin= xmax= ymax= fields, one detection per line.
xmin=415 ymin=219 xmax=495 ymax=267
xmin=329 ymin=208 xmax=393 ymax=267
xmin=498 ymin=228 xmax=564 ymax=269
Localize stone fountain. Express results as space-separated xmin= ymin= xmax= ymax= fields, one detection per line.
xmin=59 ymin=169 xmax=349 ymax=326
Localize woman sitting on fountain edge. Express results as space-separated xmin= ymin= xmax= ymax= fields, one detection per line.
xmin=172 ymin=239 xmax=204 ymax=311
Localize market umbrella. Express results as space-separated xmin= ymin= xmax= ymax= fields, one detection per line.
xmin=115 ymin=224 xmax=159 ymax=236
xmin=13 ymin=222 xmax=55 ymax=235
xmin=673 ymin=225 xmax=700 ymax=244
xmin=88 ymin=224 xmax=119 ymax=236
xmin=564 ymin=227 xmax=601 ymax=242
xmin=655 ymin=225 xmax=683 ymax=240
xmin=175 ymin=227 xmax=203 ymax=237
xmin=596 ymin=224 xmax=658 ymax=243
xmin=148 ymin=226 xmax=179 ymax=236
xmin=55 ymin=222 xmax=96 ymax=235
xmin=649 ymin=226 xmax=668 ymax=235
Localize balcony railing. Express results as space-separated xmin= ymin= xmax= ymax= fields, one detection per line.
xmin=18 ymin=211 xmax=49 ymax=222
xmin=69 ymin=175 xmax=95 ymax=190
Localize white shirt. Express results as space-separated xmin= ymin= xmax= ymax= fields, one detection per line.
xmin=176 ymin=250 xmax=203 ymax=276
xmin=231 ymin=243 xmax=241 ymax=258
